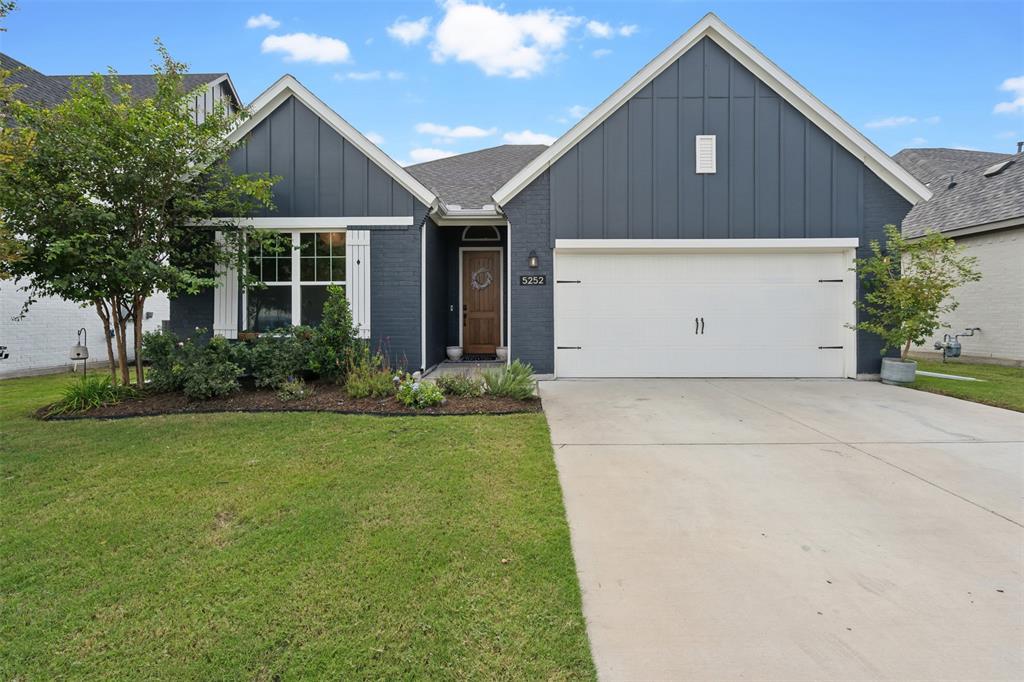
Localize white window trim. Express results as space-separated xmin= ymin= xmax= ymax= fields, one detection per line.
xmin=198 ymin=216 xmax=413 ymax=229
xmin=461 ymin=225 xmax=502 ymax=242
xmin=242 ymin=230 xmax=348 ymax=330
xmin=457 ymin=246 xmax=505 ymax=352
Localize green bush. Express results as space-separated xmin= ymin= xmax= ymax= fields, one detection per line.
xmin=346 ymin=363 xmax=396 ymax=399
xmin=396 ymin=374 xmax=445 ymax=408
xmin=276 ymin=377 xmax=314 ymax=402
xmin=48 ymin=374 xmax=132 ymax=415
xmin=141 ymin=330 xmax=181 ymax=392
xmin=481 ymin=360 xmax=536 ymax=400
xmin=249 ymin=326 xmax=314 ymax=389
xmin=310 ymin=285 xmax=358 ymax=383
xmin=435 ymin=373 xmax=483 ymax=397
xmin=179 ymin=336 xmax=243 ymax=400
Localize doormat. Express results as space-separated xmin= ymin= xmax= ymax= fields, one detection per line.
xmin=461 ymin=354 xmax=498 ymax=362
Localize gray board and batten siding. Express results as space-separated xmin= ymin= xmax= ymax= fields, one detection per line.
xmin=171 ymin=94 xmax=426 ymax=367
xmin=508 ymin=36 xmax=912 ymax=374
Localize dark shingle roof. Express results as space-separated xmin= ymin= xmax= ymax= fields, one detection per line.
xmin=894 ymin=148 xmax=1024 ymax=237
xmin=1 ymin=52 xmax=229 ymax=108
xmin=406 ymin=144 xmax=548 ymax=209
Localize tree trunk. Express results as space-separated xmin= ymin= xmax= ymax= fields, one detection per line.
xmin=902 ymin=339 xmax=912 ymax=361
xmin=133 ymin=295 xmax=145 ymax=389
xmin=95 ymin=300 xmax=117 ymax=382
xmin=111 ymin=296 xmax=131 ymax=386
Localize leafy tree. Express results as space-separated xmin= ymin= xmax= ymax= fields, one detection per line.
xmin=852 ymin=225 xmax=981 ymax=360
xmin=0 ymin=0 xmax=14 ymax=30
xmin=0 ymin=43 xmax=278 ymax=387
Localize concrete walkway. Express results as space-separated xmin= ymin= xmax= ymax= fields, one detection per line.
xmin=540 ymin=379 xmax=1024 ymax=681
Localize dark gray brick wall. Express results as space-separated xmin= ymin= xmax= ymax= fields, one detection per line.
xmin=858 ymin=171 xmax=912 ymax=373
xmin=168 ymin=289 xmax=213 ymax=342
xmin=424 ymin=218 xmax=448 ymax=369
xmin=505 ymin=171 xmax=554 ymax=374
xmin=370 ymin=207 xmax=426 ymax=370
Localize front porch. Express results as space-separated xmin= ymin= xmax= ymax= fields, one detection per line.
xmin=424 ymin=224 xmax=509 ymax=370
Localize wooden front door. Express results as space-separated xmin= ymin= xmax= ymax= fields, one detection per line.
xmin=462 ymin=249 xmax=502 ymax=354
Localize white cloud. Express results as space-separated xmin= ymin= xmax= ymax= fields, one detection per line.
xmin=388 ymin=17 xmax=431 ymax=45
xmin=415 ymin=122 xmax=497 ymax=139
xmin=261 ymin=33 xmax=351 ymax=63
xmin=335 ymin=70 xmax=381 ymax=81
xmin=503 ymin=129 xmax=556 ymax=145
xmin=591 ymin=48 xmax=612 ymax=59
xmin=366 ymin=132 xmax=385 ymax=145
xmin=387 ymin=70 xmax=406 ymax=80
xmin=864 ymin=115 xmax=917 ymax=129
xmin=431 ymin=0 xmax=581 ymax=78
xmin=246 ymin=13 xmax=280 ymax=30
xmin=586 ymin=20 xmax=613 ymax=38
xmin=909 ymin=136 xmax=927 ymax=145
xmin=618 ymin=24 xmax=638 ymax=37
xmin=568 ymin=104 xmax=588 ymax=119
xmin=923 ymin=115 xmax=941 ymax=124
xmin=994 ymin=75 xmax=1024 ymax=114
xmin=410 ymin=147 xmax=457 ymax=163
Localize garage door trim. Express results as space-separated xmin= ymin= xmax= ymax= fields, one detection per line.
xmin=552 ymin=238 xmax=859 ymax=379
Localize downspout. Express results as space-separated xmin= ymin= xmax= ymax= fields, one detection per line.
xmin=419 ymin=210 xmax=429 ymax=373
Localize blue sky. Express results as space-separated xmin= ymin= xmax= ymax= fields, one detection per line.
xmin=3 ymin=1 xmax=1023 ymax=165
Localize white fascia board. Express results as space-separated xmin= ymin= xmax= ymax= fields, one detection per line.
xmin=206 ymin=74 xmax=243 ymax=110
xmin=493 ymin=13 xmax=931 ymax=207
xmin=905 ymin=217 xmax=1024 ymax=241
xmin=554 ymin=238 xmax=859 ymax=252
xmin=229 ymin=75 xmax=437 ymax=209
xmin=197 ymin=217 xmax=414 ymax=229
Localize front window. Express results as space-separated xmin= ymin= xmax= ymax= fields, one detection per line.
xmin=246 ymin=231 xmax=346 ymax=331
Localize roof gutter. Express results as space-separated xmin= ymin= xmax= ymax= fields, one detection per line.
xmin=430 ymin=200 xmax=508 ymax=226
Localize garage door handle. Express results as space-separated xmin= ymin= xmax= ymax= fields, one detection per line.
xmin=700 ymin=317 xmax=705 ymax=335
xmin=557 ymin=346 xmax=582 ymax=350
xmin=818 ymin=279 xmax=844 ymax=283
xmin=695 ymin=317 xmax=699 ymax=334
xmin=818 ymin=346 xmax=843 ymax=349
xmin=556 ymin=280 xmax=581 ymax=284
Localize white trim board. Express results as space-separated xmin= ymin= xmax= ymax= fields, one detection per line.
xmin=458 ymin=246 xmax=505 ymax=352
xmin=492 ymin=13 xmax=931 ymax=207
xmin=229 ymin=75 xmax=437 ymax=209
xmin=554 ymin=238 xmax=859 ymax=252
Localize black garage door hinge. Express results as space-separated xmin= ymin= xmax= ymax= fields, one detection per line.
xmin=818 ymin=346 xmax=844 ymax=349
xmin=557 ymin=346 xmax=582 ymax=350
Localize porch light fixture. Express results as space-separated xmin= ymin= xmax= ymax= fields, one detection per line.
xmin=528 ymin=250 xmax=539 ymax=269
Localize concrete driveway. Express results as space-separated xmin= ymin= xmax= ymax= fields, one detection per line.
xmin=540 ymin=379 xmax=1024 ymax=681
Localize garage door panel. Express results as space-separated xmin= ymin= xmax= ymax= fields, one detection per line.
xmin=554 ymin=249 xmax=851 ymax=378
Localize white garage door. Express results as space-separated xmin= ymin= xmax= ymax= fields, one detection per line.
xmin=553 ymin=243 xmax=856 ymax=378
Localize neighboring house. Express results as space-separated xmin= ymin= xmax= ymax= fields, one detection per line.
xmin=0 ymin=53 xmax=239 ymax=378
xmin=894 ymin=147 xmax=1024 ymax=365
xmin=170 ymin=13 xmax=931 ymax=379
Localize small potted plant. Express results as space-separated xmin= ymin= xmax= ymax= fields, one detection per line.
xmin=446 ymin=346 xmax=463 ymax=361
xmin=852 ymin=225 xmax=980 ymax=385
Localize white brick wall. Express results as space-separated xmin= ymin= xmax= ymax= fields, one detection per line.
xmin=0 ymin=280 xmax=170 ymax=378
xmin=912 ymin=227 xmax=1024 ymax=364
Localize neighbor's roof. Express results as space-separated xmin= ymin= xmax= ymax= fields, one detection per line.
xmin=895 ymin=148 xmax=1024 ymax=238
xmin=1 ymin=52 xmax=236 ymax=108
xmin=406 ymin=144 xmax=548 ymax=210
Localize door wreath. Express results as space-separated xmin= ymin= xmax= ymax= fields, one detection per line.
xmin=471 ymin=267 xmax=493 ymax=290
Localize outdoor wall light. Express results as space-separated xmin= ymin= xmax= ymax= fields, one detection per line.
xmin=527 ymin=250 xmax=539 ymax=269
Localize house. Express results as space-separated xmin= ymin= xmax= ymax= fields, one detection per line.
xmin=894 ymin=147 xmax=1023 ymax=365
xmin=169 ymin=13 xmax=931 ymax=379
xmin=0 ymin=53 xmax=239 ymax=378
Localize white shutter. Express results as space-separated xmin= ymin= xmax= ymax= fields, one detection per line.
xmin=346 ymin=230 xmax=371 ymax=338
xmin=695 ymin=135 xmax=717 ymax=174
xmin=212 ymin=231 xmax=239 ymax=338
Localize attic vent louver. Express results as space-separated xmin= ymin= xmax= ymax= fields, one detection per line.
xmin=983 ymin=159 xmax=1014 ymax=177
xmin=696 ymin=135 xmax=716 ymax=174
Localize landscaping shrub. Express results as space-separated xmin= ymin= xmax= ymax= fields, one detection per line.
xmin=481 ymin=360 xmax=536 ymax=400
xmin=249 ymin=326 xmax=314 ymax=389
xmin=435 ymin=373 xmax=483 ymax=397
xmin=276 ymin=377 xmax=314 ymax=402
xmin=141 ymin=330 xmax=181 ymax=392
xmin=344 ymin=345 xmax=396 ymax=399
xmin=178 ymin=336 xmax=243 ymax=400
xmin=396 ymin=374 xmax=445 ymax=408
xmin=48 ymin=374 xmax=132 ymax=415
xmin=310 ymin=285 xmax=358 ymax=383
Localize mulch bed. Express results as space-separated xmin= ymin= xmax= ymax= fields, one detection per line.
xmin=39 ymin=382 xmax=542 ymax=421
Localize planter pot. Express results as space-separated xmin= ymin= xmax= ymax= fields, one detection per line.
xmin=446 ymin=346 xmax=463 ymax=362
xmin=880 ymin=357 xmax=917 ymax=385
xmin=495 ymin=346 xmax=508 ymax=362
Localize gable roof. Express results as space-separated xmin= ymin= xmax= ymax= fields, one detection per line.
xmin=406 ymin=144 xmax=547 ymax=210
xmin=230 ymin=75 xmax=436 ymax=209
xmin=492 ymin=13 xmax=932 ymax=208
xmin=895 ymin=148 xmax=1024 ymax=238
xmin=1 ymin=52 xmax=239 ymax=109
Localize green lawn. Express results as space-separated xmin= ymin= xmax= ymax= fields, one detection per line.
xmin=909 ymin=359 xmax=1024 ymax=412
xmin=0 ymin=373 xmax=594 ymax=680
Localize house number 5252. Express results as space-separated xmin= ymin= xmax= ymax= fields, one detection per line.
xmin=519 ymin=275 xmax=547 ymax=286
